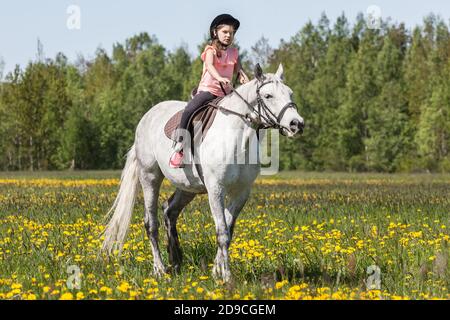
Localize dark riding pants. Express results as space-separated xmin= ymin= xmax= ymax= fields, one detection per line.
xmin=177 ymin=91 xmax=217 ymax=142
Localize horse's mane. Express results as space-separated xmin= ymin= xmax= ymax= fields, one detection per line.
xmin=220 ymin=78 xmax=258 ymax=107
xmin=220 ymin=74 xmax=278 ymax=107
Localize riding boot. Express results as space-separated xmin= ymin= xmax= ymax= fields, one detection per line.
xmin=172 ymin=129 xmax=184 ymax=152
xmin=170 ymin=130 xmax=185 ymax=168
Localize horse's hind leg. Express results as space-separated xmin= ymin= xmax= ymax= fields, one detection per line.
xmin=162 ymin=189 xmax=196 ymax=273
xmin=139 ymin=167 xmax=165 ymax=277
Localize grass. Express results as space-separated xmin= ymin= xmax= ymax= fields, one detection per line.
xmin=0 ymin=171 xmax=448 ymax=300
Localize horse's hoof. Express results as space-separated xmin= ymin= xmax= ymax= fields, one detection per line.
xmin=212 ymin=264 xmax=232 ymax=284
xmin=167 ymin=264 xmax=182 ymax=275
xmin=153 ymin=266 xmax=167 ymax=278
xmin=222 ymin=272 xmax=232 ymax=284
xmin=212 ymin=265 xmax=220 ymax=280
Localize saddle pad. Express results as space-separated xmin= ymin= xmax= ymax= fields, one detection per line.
xmin=164 ymin=110 xmax=183 ymax=141
xmin=164 ymin=97 xmax=222 ymax=143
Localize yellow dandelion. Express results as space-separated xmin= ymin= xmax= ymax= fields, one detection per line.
xmin=11 ymin=283 xmax=22 ymax=290
xmin=59 ymin=292 xmax=74 ymax=300
xmin=76 ymin=292 xmax=85 ymax=300
xmin=117 ymin=282 xmax=130 ymax=293
xmin=196 ymin=287 xmax=204 ymax=294
xmin=100 ymin=286 xmax=112 ymax=295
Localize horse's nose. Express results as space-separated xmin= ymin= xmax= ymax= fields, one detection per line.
xmin=289 ymin=119 xmax=304 ymax=134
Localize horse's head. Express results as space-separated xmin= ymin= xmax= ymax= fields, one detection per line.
xmin=252 ymin=63 xmax=304 ymax=137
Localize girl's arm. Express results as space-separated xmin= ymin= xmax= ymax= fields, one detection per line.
xmin=204 ymin=50 xmax=230 ymax=85
xmin=234 ymin=57 xmax=249 ymax=84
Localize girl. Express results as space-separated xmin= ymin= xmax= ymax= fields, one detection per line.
xmin=169 ymin=13 xmax=250 ymax=168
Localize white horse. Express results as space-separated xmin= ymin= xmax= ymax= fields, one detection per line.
xmin=102 ymin=64 xmax=304 ymax=282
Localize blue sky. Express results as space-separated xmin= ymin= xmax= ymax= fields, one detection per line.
xmin=1 ymin=0 xmax=449 ymax=75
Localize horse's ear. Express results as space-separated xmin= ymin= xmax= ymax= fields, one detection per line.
xmin=275 ymin=63 xmax=285 ymax=81
xmin=254 ymin=63 xmax=264 ymax=82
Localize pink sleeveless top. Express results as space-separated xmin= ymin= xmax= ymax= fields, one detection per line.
xmin=197 ymin=45 xmax=239 ymax=97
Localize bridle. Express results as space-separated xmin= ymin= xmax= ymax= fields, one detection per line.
xmin=192 ymin=79 xmax=298 ymax=185
xmin=214 ymin=80 xmax=299 ymax=135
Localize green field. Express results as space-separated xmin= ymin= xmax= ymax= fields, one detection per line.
xmin=0 ymin=171 xmax=448 ymax=300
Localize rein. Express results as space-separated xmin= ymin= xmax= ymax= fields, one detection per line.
xmin=208 ymin=81 xmax=298 ymax=134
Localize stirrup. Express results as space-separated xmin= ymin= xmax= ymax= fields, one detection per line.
xmin=169 ymin=151 xmax=185 ymax=168
xmin=173 ymin=142 xmax=183 ymax=153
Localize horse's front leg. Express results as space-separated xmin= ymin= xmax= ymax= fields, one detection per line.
xmin=206 ymin=183 xmax=232 ymax=282
xmin=225 ymin=188 xmax=251 ymax=243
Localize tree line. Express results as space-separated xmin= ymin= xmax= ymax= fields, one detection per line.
xmin=0 ymin=13 xmax=449 ymax=172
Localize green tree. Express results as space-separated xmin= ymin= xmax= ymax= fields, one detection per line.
xmin=0 ymin=57 xmax=4 ymax=81
xmin=337 ymin=24 xmax=381 ymax=171
xmin=308 ymin=13 xmax=352 ymax=170
xmin=271 ymin=16 xmax=328 ymax=170
xmin=249 ymin=36 xmax=274 ymax=70
xmin=365 ymin=35 xmax=410 ymax=172
xmin=164 ymin=44 xmax=193 ymax=101
xmin=415 ymin=61 xmax=450 ymax=171
xmin=403 ymin=26 xmax=432 ymax=122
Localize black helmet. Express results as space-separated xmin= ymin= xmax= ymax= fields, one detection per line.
xmin=209 ymin=14 xmax=240 ymax=39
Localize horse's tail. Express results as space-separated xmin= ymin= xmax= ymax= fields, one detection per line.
xmin=101 ymin=144 xmax=139 ymax=255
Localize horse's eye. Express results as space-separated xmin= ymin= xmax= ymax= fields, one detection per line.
xmin=264 ymin=94 xmax=273 ymax=99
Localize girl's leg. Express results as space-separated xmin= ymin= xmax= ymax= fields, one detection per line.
xmin=177 ymin=91 xmax=217 ymax=142
xmin=170 ymin=91 xmax=217 ymax=168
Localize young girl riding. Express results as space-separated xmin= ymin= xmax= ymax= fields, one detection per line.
xmin=169 ymin=13 xmax=250 ymax=168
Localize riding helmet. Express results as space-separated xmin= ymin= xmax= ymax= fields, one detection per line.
xmin=210 ymin=14 xmax=240 ymax=39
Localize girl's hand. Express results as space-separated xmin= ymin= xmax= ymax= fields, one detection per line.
xmin=238 ymin=71 xmax=250 ymax=84
xmin=217 ymin=77 xmax=231 ymax=86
